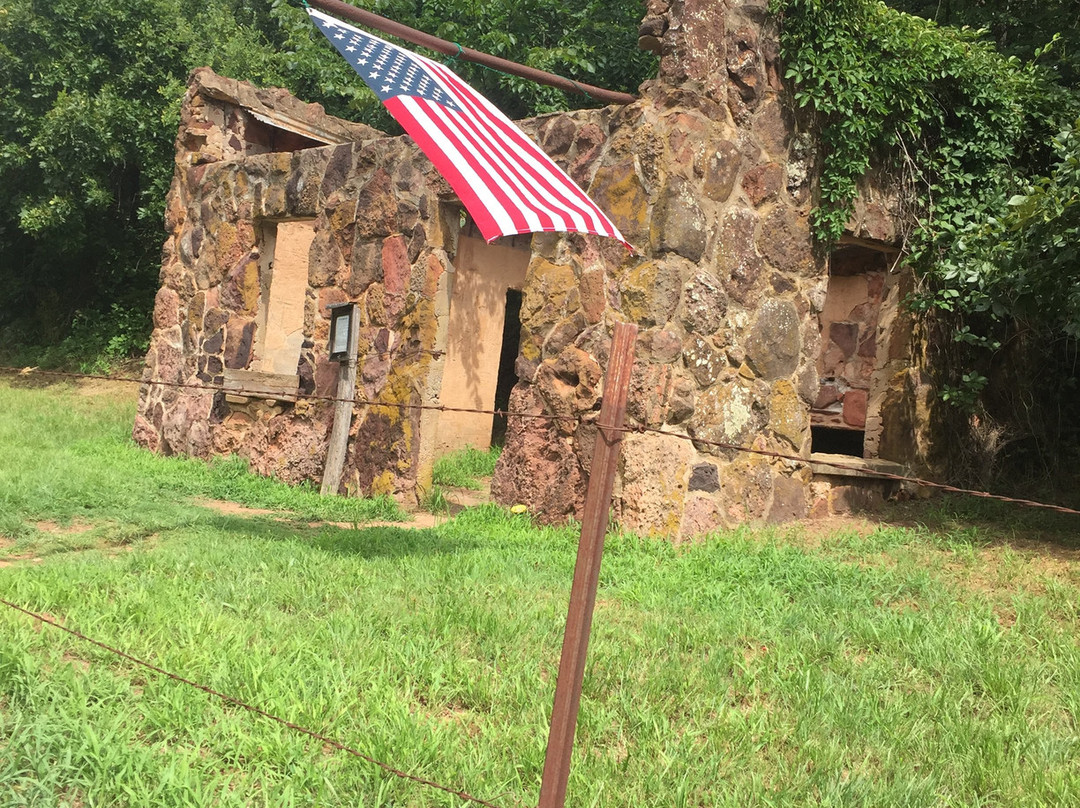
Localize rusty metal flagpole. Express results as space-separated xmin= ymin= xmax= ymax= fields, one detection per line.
xmin=305 ymin=0 xmax=636 ymax=105
xmin=538 ymin=321 xmax=638 ymax=808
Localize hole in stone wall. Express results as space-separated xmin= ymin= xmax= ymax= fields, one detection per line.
xmin=244 ymin=116 xmax=326 ymax=154
xmin=811 ymin=426 xmax=865 ymax=457
xmin=490 ymin=288 xmax=523 ymax=446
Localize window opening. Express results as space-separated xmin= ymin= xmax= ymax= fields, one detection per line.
xmin=811 ymin=245 xmax=888 ymax=457
xmin=253 ymin=219 xmax=315 ymax=376
xmin=811 ymin=425 xmax=865 ymax=458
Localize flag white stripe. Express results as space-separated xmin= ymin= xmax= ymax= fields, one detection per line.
xmin=435 ymin=103 xmax=586 ymax=234
xmin=308 ymin=7 xmax=628 ymax=247
xmin=409 ymin=99 xmax=549 ymax=233
xmin=397 ymin=96 xmax=519 ymax=234
xmin=428 ymin=61 xmax=618 ymax=236
xmin=428 ymin=61 xmax=609 ymax=235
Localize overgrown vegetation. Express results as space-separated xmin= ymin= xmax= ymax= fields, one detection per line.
xmin=0 ymin=0 xmax=656 ymax=370
xmin=3 ymin=382 xmax=1080 ymax=806
xmin=773 ymin=0 xmax=1080 ymax=485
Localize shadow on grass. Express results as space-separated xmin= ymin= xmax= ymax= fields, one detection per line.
xmin=202 ymin=513 xmax=476 ymax=560
xmin=854 ymin=493 xmax=1080 ymax=556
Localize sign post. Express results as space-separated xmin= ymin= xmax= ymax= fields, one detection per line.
xmin=321 ymin=303 xmax=360 ymax=496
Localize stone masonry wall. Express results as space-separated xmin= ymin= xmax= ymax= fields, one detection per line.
xmin=135 ymin=71 xmax=460 ymax=505
xmin=492 ymin=0 xmax=828 ymax=534
xmin=137 ymin=0 xmax=931 ymax=535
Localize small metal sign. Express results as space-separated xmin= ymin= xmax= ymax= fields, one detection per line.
xmin=327 ymin=303 xmax=356 ymax=363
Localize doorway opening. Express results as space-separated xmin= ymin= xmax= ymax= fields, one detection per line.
xmin=434 ymin=223 xmax=530 ymax=457
xmin=491 ymin=288 xmax=522 ymax=446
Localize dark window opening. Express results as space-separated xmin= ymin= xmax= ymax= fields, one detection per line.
xmin=490 ymin=288 xmax=523 ymax=446
xmin=244 ymin=116 xmax=326 ymax=154
xmin=812 ymin=426 xmax=865 ymax=457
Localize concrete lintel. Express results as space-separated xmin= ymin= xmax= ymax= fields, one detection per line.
xmin=809 ymin=452 xmax=906 ymax=480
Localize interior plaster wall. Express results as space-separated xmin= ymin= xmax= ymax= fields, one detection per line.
xmin=435 ymin=229 xmax=530 ymax=456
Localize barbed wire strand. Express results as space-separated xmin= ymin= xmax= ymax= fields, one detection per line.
xmin=0 ymin=598 xmax=511 ymax=808
xmin=3 ymin=365 xmax=1078 ymax=517
xmin=607 ymin=422 xmax=1080 ymax=517
xmin=0 ymin=365 xmax=579 ymax=427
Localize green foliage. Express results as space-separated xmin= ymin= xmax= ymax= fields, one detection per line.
xmin=951 ymin=121 xmax=1080 ymax=339
xmin=431 ymin=445 xmax=502 ymax=489
xmin=885 ymin=0 xmax=1080 ymax=86
xmin=772 ymin=0 xmax=1067 ymax=246
xmin=0 ymin=0 xmax=655 ymax=367
xmin=774 ymin=0 xmax=1080 ymax=480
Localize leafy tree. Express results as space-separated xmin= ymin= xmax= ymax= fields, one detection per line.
xmin=885 ymin=0 xmax=1080 ymax=86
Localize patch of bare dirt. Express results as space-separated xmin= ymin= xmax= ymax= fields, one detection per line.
xmin=195 ymin=499 xmax=276 ymax=518
xmin=0 ymin=537 xmax=42 ymax=568
xmin=33 ymin=520 xmax=92 ymax=535
xmin=790 ymin=516 xmax=880 ymax=547
xmin=306 ymin=514 xmax=444 ymax=531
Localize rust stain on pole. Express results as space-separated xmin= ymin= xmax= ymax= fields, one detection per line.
xmin=538 ymin=321 xmax=638 ymax=808
xmin=307 ymin=0 xmax=638 ymax=106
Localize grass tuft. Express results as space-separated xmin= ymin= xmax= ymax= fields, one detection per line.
xmin=431 ymin=445 xmax=501 ymax=490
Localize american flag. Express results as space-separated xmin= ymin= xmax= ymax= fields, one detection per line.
xmin=308 ymin=8 xmax=629 ymax=248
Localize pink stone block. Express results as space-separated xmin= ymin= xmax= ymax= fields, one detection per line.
xmin=842 ymin=388 xmax=868 ymax=428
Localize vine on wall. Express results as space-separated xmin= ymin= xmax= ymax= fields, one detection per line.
xmin=772 ymin=0 xmax=1080 ymax=483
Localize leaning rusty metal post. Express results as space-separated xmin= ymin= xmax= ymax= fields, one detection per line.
xmin=538 ymin=322 xmax=638 ymax=808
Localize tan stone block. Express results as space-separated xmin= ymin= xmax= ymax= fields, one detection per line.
xmin=769 ymin=379 xmax=808 ymax=450
xmin=578 ymin=269 xmax=607 ymax=324
xmin=618 ymin=433 xmax=694 ymax=537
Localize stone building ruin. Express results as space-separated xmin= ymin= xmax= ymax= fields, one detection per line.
xmin=135 ymin=0 xmax=937 ymax=536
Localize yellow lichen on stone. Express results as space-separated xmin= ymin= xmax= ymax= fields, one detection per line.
xmin=212 ymin=221 xmax=238 ymax=271
xmin=370 ymin=469 xmax=396 ymax=496
xmin=769 ymin=379 xmax=808 ymax=450
xmin=619 ymin=261 xmax=660 ymax=323
xmin=588 ymin=159 xmax=649 ymax=241
xmin=237 ymin=259 xmax=260 ymax=315
xmin=520 ymin=257 xmax=577 ymax=327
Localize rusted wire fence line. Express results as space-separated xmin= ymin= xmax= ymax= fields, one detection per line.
xmin=0 ymin=598 xmax=510 ymax=808
xmin=3 ymin=347 xmax=1080 ymax=807
xmin=3 ymin=364 xmax=1079 ymax=517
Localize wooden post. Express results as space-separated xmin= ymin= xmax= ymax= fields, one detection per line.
xmin=538 ymin=322 xmax=638 ymax=808
xmin=320 ymin=304 xmax=360 ymax=496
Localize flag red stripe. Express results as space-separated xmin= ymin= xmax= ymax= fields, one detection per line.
xmin=431 ymin=62 xmax=619 ymax=238
xmin=428 ymin=62 xmax=614 ymax=237
xmin=384 ymin=97 xmax=505 ymax=239
xmin=310 ymin=8 xmax=629 ymax=248
xmin=421 ymin=102 xmax=559 ymax=234
xmin=425 ymin=103 xmax=565 ymax=234
xmin=410 ymin=100 xmax=537 ymax=232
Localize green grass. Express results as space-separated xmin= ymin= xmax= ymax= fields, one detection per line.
xmin=431 ymin=446 xmax=501 ymax=490
xmin=2 ymin=380 xmax=1080 ymax=806
xmin=0 ymin=379 xmax=405 ymax=553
